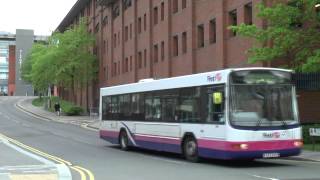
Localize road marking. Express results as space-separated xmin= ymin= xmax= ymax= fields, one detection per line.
xmin=81 ymin=123 xmax=99 ymax=132
xmin=70 ymin=166 xmax=86 ymax=180
xmin=0 ymin=133 xmax=95 ymax=180
xmin=14 ymin=103 xmax=50 ymax=122
xmin=74 ymin=166 xmax=95 ymax=180
xmin=251 ymin=174 xmax=279 ymax=180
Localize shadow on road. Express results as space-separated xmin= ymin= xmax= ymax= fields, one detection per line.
xmin=106 ymin=145 xmax=294 ymax=168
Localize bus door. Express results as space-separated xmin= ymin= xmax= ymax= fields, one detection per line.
xmin=200 ymin=85 xmax=226 ymax=140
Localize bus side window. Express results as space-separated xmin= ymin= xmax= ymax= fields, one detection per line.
xmin=206 ymin=86 xmax=225 ymax=123
xmin=131 ymin=93 xmax=145 ymax=121
xmin=102 ymin=96 xmax=111 ymax=120
xmin=111 ymin=96 xmax=120 ymax=120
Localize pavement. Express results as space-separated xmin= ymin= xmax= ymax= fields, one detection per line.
xmin=0 ymin=135 xmax=71 ymax=180
xmin=15 ymin=97 xmax=100 ymax=131
xmin=14 ymin=96 xmax=320 ymax=163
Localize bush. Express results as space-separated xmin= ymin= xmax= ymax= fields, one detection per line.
xmin=48 ymin=96 xmax=84 ymax=116
xmin=32 ymin=97 xmax=48 ymax=107
xmin=302 ymin=124 xmax=320 ymax=144
xmin=64 ymin=106 xmax=84 ymax=116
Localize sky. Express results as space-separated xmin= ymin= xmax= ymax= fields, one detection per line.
xmin=0 ymin=0 xmax=78 ymax=36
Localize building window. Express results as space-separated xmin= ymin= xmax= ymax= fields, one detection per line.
xmin=182 ymin=0 xmax=187 ymax=9
xmin=172 ymin=0 xmax=178 ymax=14
xmin=154 ymin=44 xmax=159 ymax=63
xmin=106 ymin=40 xmax=108 ymax=54
xmin=209 ymin=18 xmax=216 ymax=44
xmin=123 ymin=0 xmax=132 ymax=10
xmin=161 ymin=2 xmax=164 ymax=21
xmin=113 ymin=4 xmax=120 ymax=19
xmin=144 ymin=14 xmax=147 ymax=31
xmin=173 ymin=35 xmax=178 ymax=57
xmin=197 ymin=24 xmax=204 ymax=48
xmin=229 ymin=9 xmax=237 ymax=37
xmin=87 ymin=1 xmax=91 ymax=16
xmin=182 ymin=32 xmax=187 ymax=53
xmin=144 ymin=49 xmax=147 ymax=67
xmin=154 ymin=7 xmax=158 ymax=25
xmin=138 ymin=52 xmax=142 ymax=68
xmin=118 ymin=61 xmax=121 ymax=75
xmin=94 ymin=23 xmax=99 ymax=33
xmin=114 ymin=34 xmax=117 ymax=48
xmin=118 ymin=31 xmax=120 ymax=45
xmin=125 ymin=57 xmax=129 ymax=72
xmin=102 ymin=16 xmax=108 ymax=26
xmin=161 ymin=41 xmax=165 ymax=61
xmin=138 ymin=17 xmax=142 ymax=33
xmin=244 ymin=3 xmax=253 ymax=25
xmin=130 ymin=56 xmax=133 ymax=71
xmin=130 ymin=23 xmax=132 ymax=39
xmin=125 ymin=26 xmax=129 ymax=41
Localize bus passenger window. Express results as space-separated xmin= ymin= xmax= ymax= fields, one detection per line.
xmin=206 ymin=86 xmax=225 ymax=123
xmin=176 ymin=87 xmax=201 ymax=123
xmin=102 ymin=96 xmax=111 ymax=120
xmin=131 ymin=94 xmax=145 ymax=121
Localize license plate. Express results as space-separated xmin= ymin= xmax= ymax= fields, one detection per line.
xmin=263 ymin=153 xmax=280 ymax=158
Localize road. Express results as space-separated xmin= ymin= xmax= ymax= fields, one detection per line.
xmin=0 ymin=96 xmax=319 ymax=180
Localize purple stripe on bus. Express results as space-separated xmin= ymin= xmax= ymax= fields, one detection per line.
xmin=136 ymin=140 xmax=181 ymax=153
xmin=198 ymin=147 xmax=301 ymax=160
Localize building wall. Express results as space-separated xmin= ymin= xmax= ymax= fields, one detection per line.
xmin=93 ymin=0 xmax=262 ymax=87
xmin=59 ymin=0 xmax=319 ymax=123
xmin=8 ymin=45 xmax=15 ymax=96
xmin=15 ymin=29 xmax=34 ymax=96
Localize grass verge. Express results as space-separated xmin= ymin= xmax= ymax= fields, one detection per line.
xmin=32 ymin=96 xmax=83 ymax=116
xmin=303 ymin=144 xmax=320 ymax=152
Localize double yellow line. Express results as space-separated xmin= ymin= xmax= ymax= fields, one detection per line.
xmin=0 ymin=133 xmax=94 ymax=180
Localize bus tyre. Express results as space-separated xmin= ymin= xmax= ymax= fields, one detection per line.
xmin=119 ymin=130 xmax=129 ymax=151
xmin=183 ymin=136 xmax=199 ymax=162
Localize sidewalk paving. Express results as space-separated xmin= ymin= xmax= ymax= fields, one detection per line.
xmin=15 ymin=97 xmax=320 ymax=162
xmin=16 ymin=97 xmax=100 ymax=130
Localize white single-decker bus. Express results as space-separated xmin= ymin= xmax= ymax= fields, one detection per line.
xmin=99 ymin=68 xmax=302 ymax=161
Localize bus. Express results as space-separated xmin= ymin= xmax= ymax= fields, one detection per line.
xmin=99 ymin=68 xmax=302 ymax=161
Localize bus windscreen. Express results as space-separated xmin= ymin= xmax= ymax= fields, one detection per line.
xmin=229 ymin=70 xmax=298 ymax=128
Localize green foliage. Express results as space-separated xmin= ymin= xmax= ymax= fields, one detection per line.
xmin=32 ymin=97 xmax=47 ymax=107
xmin=22 ymin=18 xmax=98 ymax=96
xmin=230 ymin=0 xmax=320 ymax=72
xmin=302 ymin=124 xmax=320 ymax=144
xmin=49 ymin=96 xmax=83 ymax=116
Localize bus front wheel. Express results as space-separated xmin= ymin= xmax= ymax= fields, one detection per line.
xmin=183 ymin=136 xmax=199 ymax=162
xmin=119 ymin=130 xmax=129 ymax=151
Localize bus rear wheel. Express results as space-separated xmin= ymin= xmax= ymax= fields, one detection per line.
xmin=183 ymin=136 xmax=199 ymax=162
xmin=119 ymin=130 xmax=129 ymax=151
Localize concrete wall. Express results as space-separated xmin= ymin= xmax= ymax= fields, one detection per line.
xmin=15 ymin=29 xmax=34 ymax=96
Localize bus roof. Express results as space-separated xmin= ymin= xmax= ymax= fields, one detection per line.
xmin=100 ymin=67 xmax=292 ymax=96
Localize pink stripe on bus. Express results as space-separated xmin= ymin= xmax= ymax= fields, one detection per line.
xmin=198 ymin=139 xmax=300 ymax=151
xmin=100 ymin=130 xmax=119 ymax=138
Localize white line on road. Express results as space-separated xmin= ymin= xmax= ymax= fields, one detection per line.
xmin=251 ymin=174 xmax=279 ymax=180
xmin=0 ymin=136 xmax=72 ymax=180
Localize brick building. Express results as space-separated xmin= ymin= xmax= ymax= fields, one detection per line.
xmin=57 ymin=0 xmax=320 ymax=123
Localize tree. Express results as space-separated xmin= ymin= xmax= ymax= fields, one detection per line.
xmin=23 ymin=19 xmax=97 ymax=109
xmin=230 ymin=0 xmax=320 ymax=72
